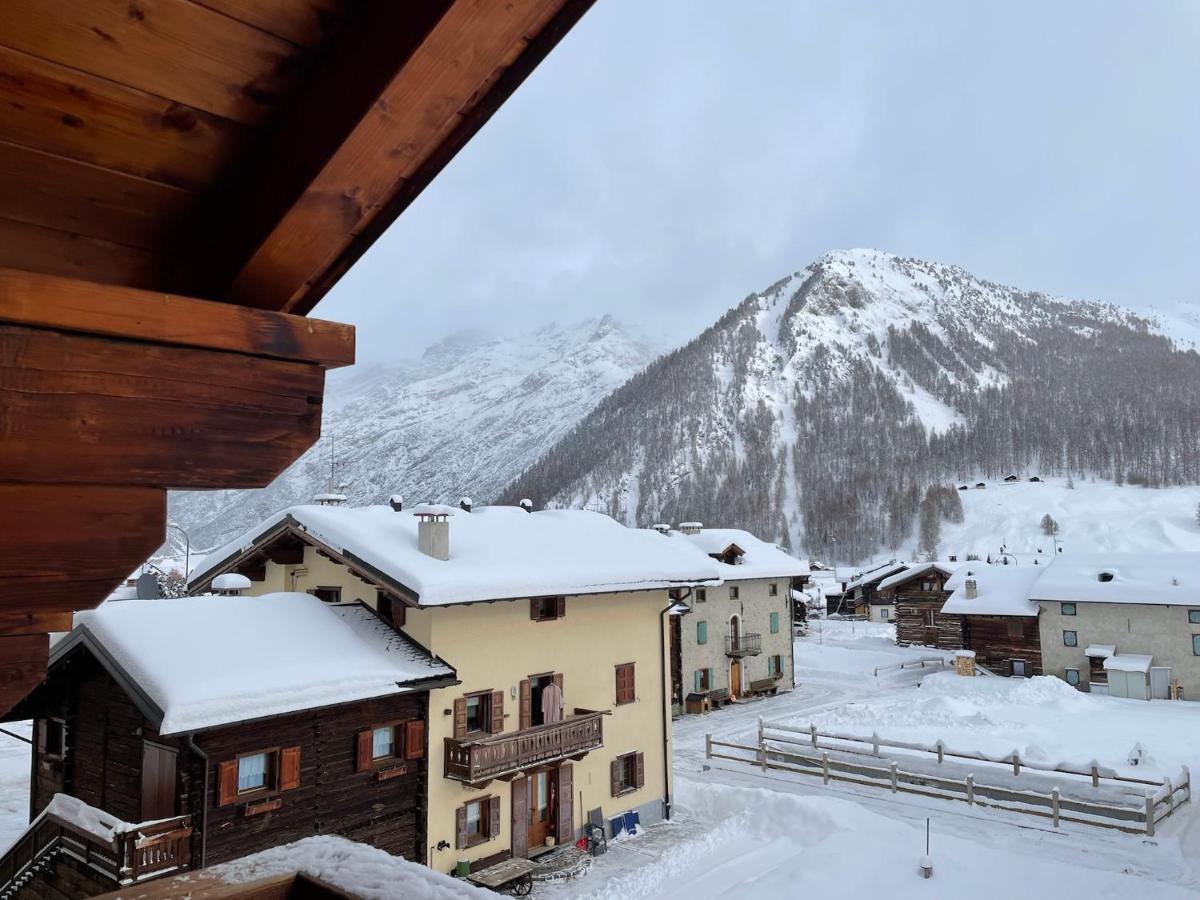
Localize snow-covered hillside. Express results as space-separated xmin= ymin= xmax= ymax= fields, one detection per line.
xmin=167 ymin=317 xmax=657 ymax=552
xmin=502 ymin=249 xmax=1200 ymax=563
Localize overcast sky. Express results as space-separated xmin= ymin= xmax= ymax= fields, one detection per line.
xmin=318 ymin=1 xmax=1200 ymax=362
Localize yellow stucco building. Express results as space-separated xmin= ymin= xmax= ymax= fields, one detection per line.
xmin=191 ymin=500 xmax=720 ymax=871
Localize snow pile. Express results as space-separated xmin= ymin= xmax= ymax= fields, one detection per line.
xmin=71 ymin=593 xmax=452 ymax=735
xmin=195 ymin=506 xmax=723 ymax=606
xmin=42 ymin=793 xmax=126 ymax=843
xmin=211 ymin=835 xmax=495 ymax=899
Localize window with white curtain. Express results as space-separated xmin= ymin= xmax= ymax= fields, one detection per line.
xmin=372 ymin=726 xmax=395 ymax=759
xmin=238 ymin=752 xmax=268 ymax=792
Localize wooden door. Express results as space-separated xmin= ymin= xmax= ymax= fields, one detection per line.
xmin=140 ymin=742 xmax=177 ymax=821
xmin=526 ymin=768 xmax=552 ymax=849
xmin=922 ymin=608 xmax=938 ymax=645
xmin=729 ymin=660 xmax=741 ymax=700
xmin=511 ymin=776 xmax=529 ymax=859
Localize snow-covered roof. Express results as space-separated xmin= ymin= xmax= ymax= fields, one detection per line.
xmin=845 ymin=562 xmax=907 ymax=591
xmin=878 ymin=562 xmax=954 ymax=592
xmin=646 ymin=527 xmax=808 ymax=580
xmin=1104 ymin=654 xmax=1153 ymax=674
xmin=1085 ymin=644 xmax=1116 ymax=659
xmin=942 ymin=565 xmax=1042 ymax=617
xmin=1028 ymin=553 xmax=1200 ymax=606
xmin=58 ymin=593 xmax=454 ymax=735
xmin=194 ymin=505 xmax=722 ymax=607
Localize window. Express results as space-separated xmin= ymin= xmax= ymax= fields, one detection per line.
xmin=769 ymin=583 xmax=778 ymax=597
xmin=456 ymin=796 xmax=498 ymax=849
xmin=1097 ymin=572 xmax=1114 ymax=583
xmin=310 ymin=586 xmax=341 ymax=604
xmin=695 ymin=588 xmax=707 ymax=603
xmin=615 ymin=663 xmax=636 ymax=705
xmin=770 ymin=612 xmax=780 ymax=634
xmin=1193 ymin=635 xmax=1200 ymax=657
xmin=1063 ymin=630 xmax=1078 ymax=647
xmin=880 ymin=608 xmax=890 ymax=621
xmin=238 ymin=752 xmax=270 ymax=793
xmin=730 ymin=586 xmax=739 ymax=600
xmin=1189 ymin=610 xmax=1200 ymax=625
xmin=697 ymin=621 xmax=708 ymax=645
xmin=694 ymin=669 xmax=712 ymax=692
xmin=466 ymin=693 xmax=490 ymax=733
xmin=611 ymin=751 xmax=645 ymax=796
xmin=372 ymin=726 xmax=395 ymax=760
xmin=768 ymin=654 xmax=783 ymax=677
xmin=922 ymin=609 xmax=936 ymax=627
xmin=1065 ymin=668 xmax=1081 ymax=686
xmin=922 ymin=581 xmax=935 ymax=591
xmin=531 ymin=596 xmax=565 ymax=621
xmin=357 ymin=721 xmax=422 ymax=772
xmin=1007 ymin=619 xmax=1022 ymax=638
xmin=40 ymin=719 xmax=65 ymax=760
xmin=1061 ymin=602 xmax=1077 ymax=616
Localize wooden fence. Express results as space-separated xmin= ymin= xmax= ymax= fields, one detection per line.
xmin=871 ymin=657 xmax=949 ymax=677
xmin=705 ymin=720 xmax=1190 ymax=836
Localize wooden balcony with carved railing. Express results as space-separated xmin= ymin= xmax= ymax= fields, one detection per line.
xmin=726 ymin=633 xmax=762 ymax=657
xmin=444 ymin=709 xmax=607 ymax=785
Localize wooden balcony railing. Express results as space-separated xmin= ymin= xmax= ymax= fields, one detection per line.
xmin=726 ymin=633 xmax=762 ymax=657
xmin=445 ymin=709 xmax=606 ymax=784
xmin=0 ymin=797 xmax=191 ymax=897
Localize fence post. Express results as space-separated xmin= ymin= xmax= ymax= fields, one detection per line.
xmin=890 ymin=762 xmax=898 ymax=793
xmin=1012 ymin=752 xmax=1020 ymax=777
xmin=965 ymin=774 xmax=975 ymax=805
xmin=1145 ymin=793 xmax=1155 ymax=837
xmin=1091 ymin=763 xmax=1099 ymax=788
xmin=1051 ymin=787 xmax=1060 ymax=828
xmin=822 ymin=752 xmax=830 ymax=785
xmin=872 ymin=732 xmax=880 ymax=757
xmin=705 ymin=734 xmax=712 ymax=760
xmin=1183 ymin=766 xmax=1191 ymax=804
xmin=936 ymin=740 xmax=944 ymax=765
xmin=810 ymin=723 xmax=818 ymax=750
xmin=760 ymin=736 xmax=768 ymax=774
xmin=1165 ymin=776 xmax=1175 ymax=814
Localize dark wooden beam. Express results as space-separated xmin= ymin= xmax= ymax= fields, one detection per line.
xmin=0 ymin=269 xmax=354 ymax=368
xmin=171 ymin=0 xmax=596 ymax=314
xmin=0 ymin=634 xmax=48 ymax=726
xmin=0 ymin=325 xmax=325 ymax=488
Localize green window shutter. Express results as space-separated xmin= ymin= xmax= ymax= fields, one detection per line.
xmin=770 ymin=612 xmax=779 ymax=634
xmin=697 ymin=621 xmax=707 ymax=645
xmin=693 ymin=671 xmax=702 ymax=692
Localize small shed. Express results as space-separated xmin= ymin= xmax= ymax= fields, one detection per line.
xmin=1104 ymin=654 xmax=1153 ymax=701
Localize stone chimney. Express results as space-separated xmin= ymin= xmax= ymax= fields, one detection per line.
xmin=389 ymin=494 xmax=404 ymax=512
xmin=313 ymin=492 xmax=347 ymax=506
xmin=459 ymin=497 xmax=473 ymax=513
xmin=414 ymin=506 xmax=452 ymax=560
xmin=679 ymin=521 xmax=703 ymax=535
xmin=964 ymin=578 xmax=978 ymax=600
xmin=519 ymin=498 xmax=534 ymax=513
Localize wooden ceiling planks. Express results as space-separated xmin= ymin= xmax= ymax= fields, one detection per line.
xmin=192 ymin=0 xmax=347 ymax=48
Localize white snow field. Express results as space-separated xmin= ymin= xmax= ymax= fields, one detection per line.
xmin=0 ymin=721 xmax=29 ymax=855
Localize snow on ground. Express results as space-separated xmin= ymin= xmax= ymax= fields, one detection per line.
xmin=0 ymin=722 xmax=30 ymax=855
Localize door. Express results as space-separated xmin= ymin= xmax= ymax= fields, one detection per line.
xmin=527 ymin=768 xmax=552 ymax=849
xmin=729 ymin=660 xmax=742 ymax=700
xmin=1151 ymin=667 xmax=1171 ymax=700
xmin=141 ymin=742 xmax=177 ymax=820
xmin=922 ymin=609 xmax=938 ymax=646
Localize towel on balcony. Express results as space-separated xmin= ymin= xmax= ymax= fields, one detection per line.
xmin=541 ymin=681 xmax=564 ymax=724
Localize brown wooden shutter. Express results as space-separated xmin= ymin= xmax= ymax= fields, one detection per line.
xmin=634 ymin=752 xmax=645 ymax=790
xmin=405 ymin=720 xmax=425 ymax=760
xmin=217 ymin=760 xmax=238 ymax=806
xmin=519 ymin=680 xmax=531 ymax=730
xmin=610 ymin=758 xmax=621 ymax=797
xmin=453 ymin=698 xmax=467 ymax=739
xmin=355 ymin=729 xmax=372 ymax=772
xmin=35 ymin=720 xmax=46 ymax=755
xmin=490 ymin=691 xmax=504 ymax=734
xmin=279 ymin=746 xmax=301 ymax=791
xmin=510 ymin=777 xmax=529 ymax=859
xmin=615 ymin=663 xmax=635 ymax=704
xmin=455 ymin=804 xmax=468 ymax=849
xmin=556 ymin=596 xmax=566 ymax=618
xmin=488 ymin=794 xmax=502 ymax=839
xmin=555 ymin=763 xmax=573 ymax=843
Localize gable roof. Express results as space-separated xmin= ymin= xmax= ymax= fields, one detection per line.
xmin=845 ymin=562 xmax=908 ymax=592
xmin=878 ymin=562 xmax=955 ymax=592
xmin=53 ymin=594 xmax=455 ymax=736
xmin=1027 ymin=552 xmax=1200 ymax=606
xmin=942 ymin=565 xmax=1042 ymax=617
xmin=645 ymin=528 xmax=808 ymax=580
xmin=192 ymin=505 xmax=723 ymax=607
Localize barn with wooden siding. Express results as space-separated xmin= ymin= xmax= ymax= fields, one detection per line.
xmin=942 ymin=565 xmax=1044 ymax=677
xmin=3 ymin=593 xmax=456 ymax=884
xmin=884 ymin=563 xmax=963 ymax=650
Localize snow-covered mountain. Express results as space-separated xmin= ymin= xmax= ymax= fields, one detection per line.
xmin=167 ymin=317 xmax=657 ymax=552
xmin=501 ymin=249 xmax=1200 ymax=563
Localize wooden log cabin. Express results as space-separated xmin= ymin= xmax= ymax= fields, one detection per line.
xmin=0 ymin=0 xmax=597 ymax=723
xmin=1 ymin=592 xmax=456 ymax=893
xmin=837 ymin=562 xmax=907 ymax=617
xmin=884 ymin=563 xmax=964 ymax=650
xmin=941 ymin=566 xmax=1044 ymax=676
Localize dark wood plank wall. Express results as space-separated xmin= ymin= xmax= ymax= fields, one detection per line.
xmin=25 ymin=653 xmax=429 ymax=868
xmin=962 ymin=615 xmax=1043 ymax=676
xmin=894 ymin=596 xmax=964 ymax=650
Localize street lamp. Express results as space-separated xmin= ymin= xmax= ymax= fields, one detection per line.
xmin=167 ymin=522 xmax=190 ymax=590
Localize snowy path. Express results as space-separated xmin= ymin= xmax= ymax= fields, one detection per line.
xmin=0 ymin=722 xmax=30 ymax=856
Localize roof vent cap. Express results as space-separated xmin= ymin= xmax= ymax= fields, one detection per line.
xmin=389 ymin=495 xmax=404 ymax=512
xmin=519 ymin=498 xmax=534 ymax=513
xmin=679 ymin=521 xmax=703 ymax=535
xmin=1097 ymin=571 xmax=1115 ymax=583
xmin=459 ymin=497 xmax=473 ymax=513
xmin=313 ymin=492 xmax=347 ymax=506
xmin=652 ymin=523 xmax=671 ymax=535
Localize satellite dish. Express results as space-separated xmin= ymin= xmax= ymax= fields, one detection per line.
xmin=134 ymin=572 xmax=161 ymax=600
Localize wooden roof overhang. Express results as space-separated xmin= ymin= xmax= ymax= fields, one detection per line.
xmin=0 ymin=0 xmax=595 ymax=717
